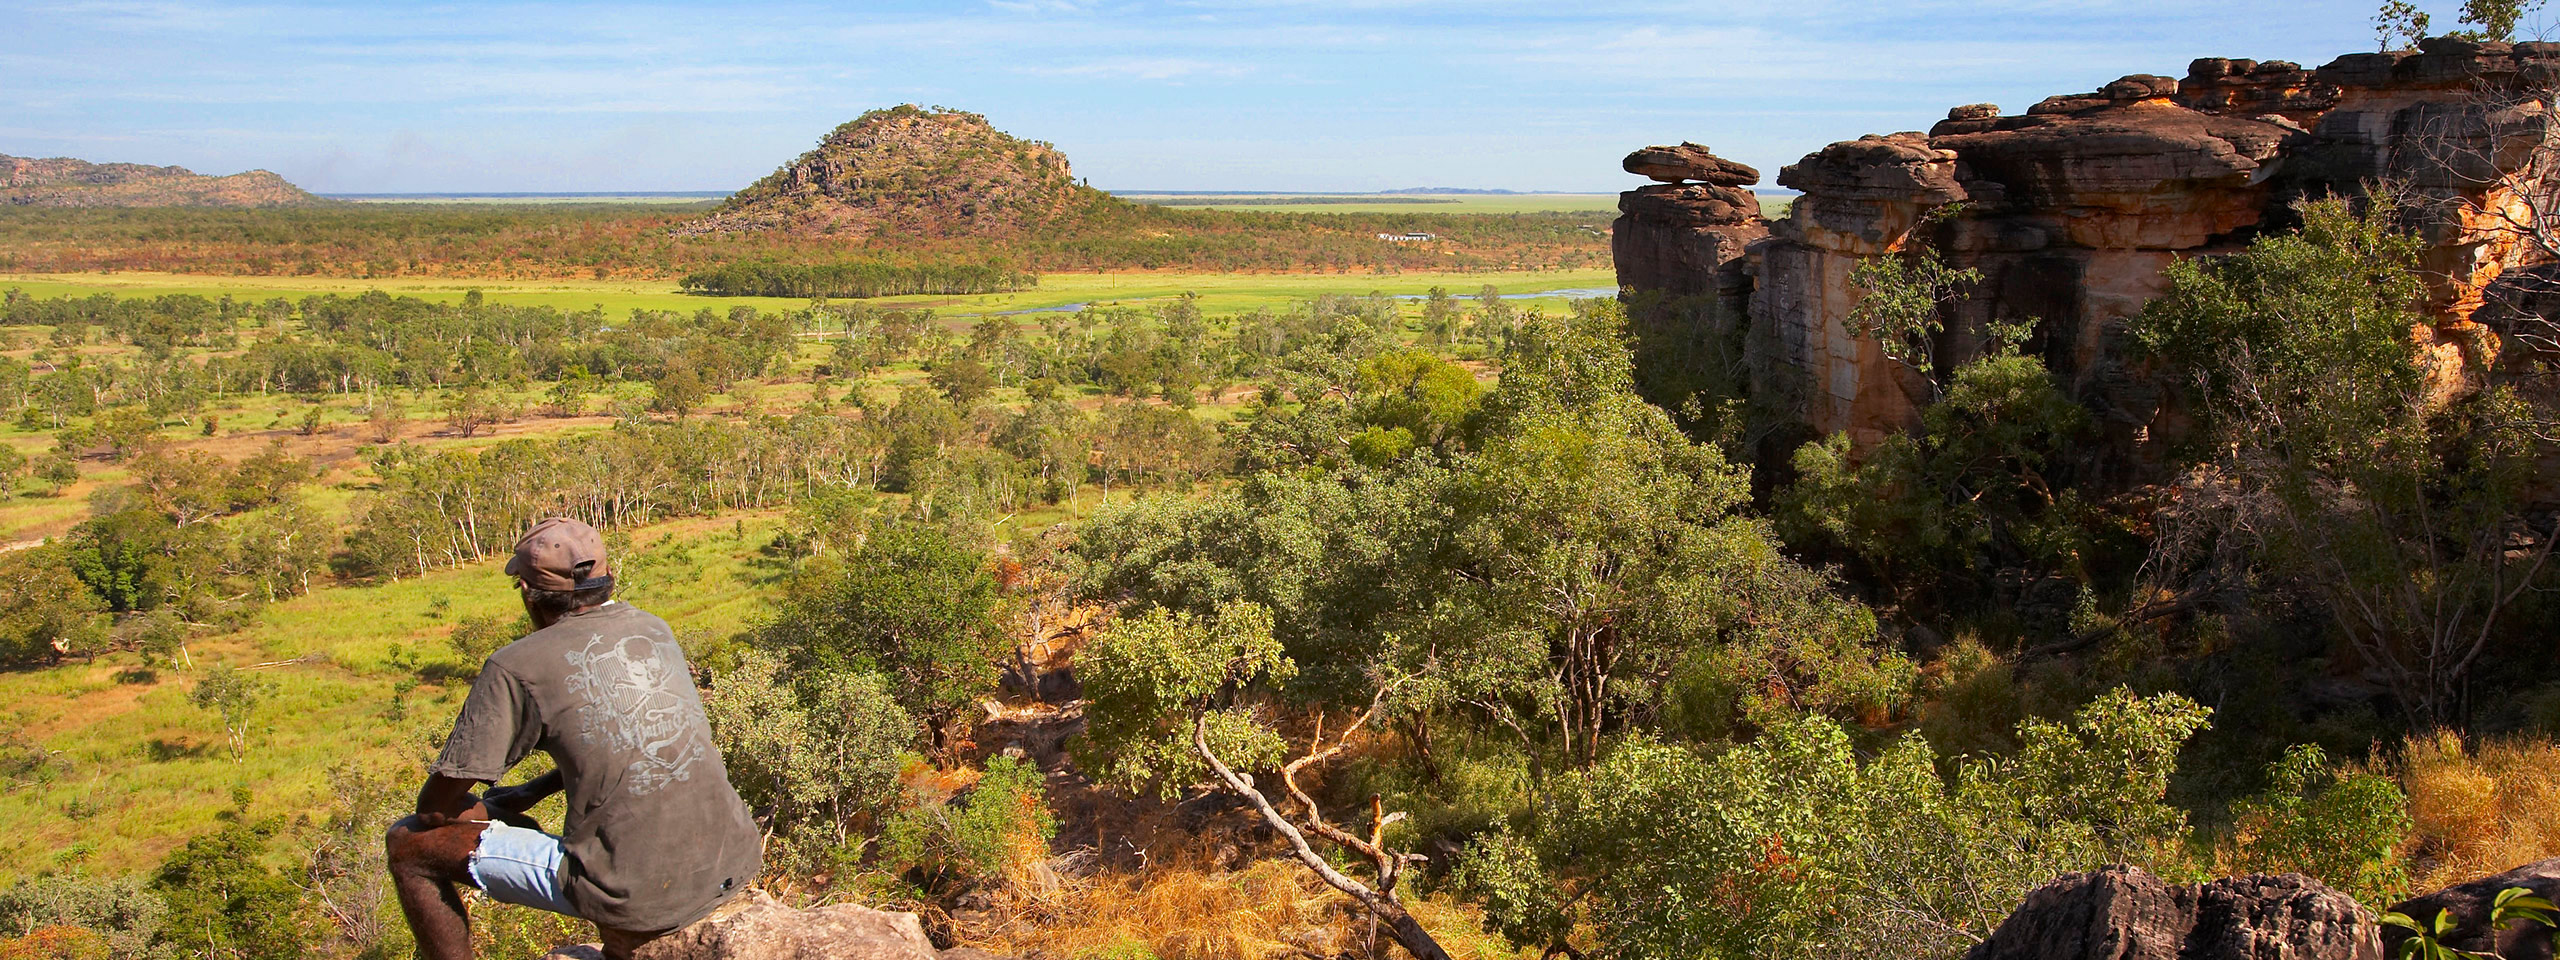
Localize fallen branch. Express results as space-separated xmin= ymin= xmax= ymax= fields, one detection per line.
xmin=1193 ymin=701 xmax=1451 ymax=960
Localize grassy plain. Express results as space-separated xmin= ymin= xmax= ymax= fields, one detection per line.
xmin=0 ymin=514 xmax=785 ymax=878
xmin=0 ymin=242 xmax=1618 ymax=932
xmin=0 ymin=266 xmax=1621 ymax=319
xmin=1118 ymin=193 xmax=1622 ymax=215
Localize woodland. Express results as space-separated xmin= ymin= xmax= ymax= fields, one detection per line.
xmin=1 ymin=21 xmax=2558 ymax=960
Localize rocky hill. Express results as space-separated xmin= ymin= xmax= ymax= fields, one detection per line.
xmin=2 ymin=154 xmax=321 ymax=207
xmin=679 ymin=106 xmax=1110 ymax=238
xmin=1613 ymin=39 xmax=2560 ymax=462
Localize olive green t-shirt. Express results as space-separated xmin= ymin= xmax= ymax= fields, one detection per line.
xmin=430 ymin=602 xmax=762 ymax=933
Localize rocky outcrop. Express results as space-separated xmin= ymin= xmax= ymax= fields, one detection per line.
xmin=1617 ymin=43 xmax=2560 ymax=460
xmin=2384 ymin=857 xmax=2560 ymax=960
xmin=538 ymin=891 xmax=1013 ymax=960
xmin=1624 ymin=143 xmax=1762 ymax=185
xmin=1612 ymin=146 xmax=1771 ymax=413
xmin=1968 ymin=865 xmax=2380 ymax=960
xmin=2 ymin=155 xmax=321 ymax=207
xmin=680 ymin=105 xmax=1106 ymax=239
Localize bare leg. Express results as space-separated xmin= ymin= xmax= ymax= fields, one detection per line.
xmin=386 ymin=814 xmax=489 ymax=960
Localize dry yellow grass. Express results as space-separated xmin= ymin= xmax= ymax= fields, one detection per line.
xmin=2398 ymin=731 xmax=2560 ymax=889
xmin=967 ymin=857 xmax=1531 ymax=960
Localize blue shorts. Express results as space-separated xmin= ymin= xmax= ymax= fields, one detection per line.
xmin=468 ymin=821 xmax=579 ymax=917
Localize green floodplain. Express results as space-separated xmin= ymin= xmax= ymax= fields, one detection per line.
xmin=0 ymin=266 xmax=1623 ymax=320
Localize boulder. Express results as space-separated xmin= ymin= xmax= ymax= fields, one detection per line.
xmin=1967 ymin=865 xmax=2379 ymax=960
xmin=1622 ymin=143 xmax=1761 ymax=185
xmin=2384 ymin=857 xmax=2560 ymax=960
xmin=541 ymin=891 xmax=947 ymax=960
xmin=2103 ymin=74 xmax=2179 ymax=100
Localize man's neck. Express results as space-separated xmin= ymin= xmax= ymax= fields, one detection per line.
xmin=529 ymin=601 xmax=610 ymax=630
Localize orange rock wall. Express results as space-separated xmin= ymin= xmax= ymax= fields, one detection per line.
xmin=1615 ymin=39 xmax=2560 ymax=462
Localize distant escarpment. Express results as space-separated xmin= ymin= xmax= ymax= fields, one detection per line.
xmin=1615 ymin=39 xmax=2560 ymax=464
xmin=679 ymin=106 xmax=1113 ymax=238
xmin=3 ymin=154 xmax=321 ymax=207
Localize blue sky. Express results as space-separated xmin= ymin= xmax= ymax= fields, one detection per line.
xmin=6 ymin=1 xmax=2410 ymax=193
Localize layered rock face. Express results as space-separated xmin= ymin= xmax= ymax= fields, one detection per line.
xmin=1616 ymin=41 xmax=2560 ymax=456
xmin=1612 ymin=145 xmax=1770 ymax=414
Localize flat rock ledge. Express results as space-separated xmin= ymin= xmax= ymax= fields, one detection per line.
xmin=541 ymin=891 xmax=1009 ymax=960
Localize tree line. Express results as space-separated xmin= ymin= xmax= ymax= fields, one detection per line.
xmin=678 ymin=259 xmax=1038 ymax=298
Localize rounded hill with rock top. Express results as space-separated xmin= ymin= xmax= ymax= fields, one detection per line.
xmin=677 ymin=105 xmax=1115 ymax=239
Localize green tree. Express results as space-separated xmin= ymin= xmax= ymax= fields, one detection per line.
xmin=0 ymin=873 xmax=166 ymax=959
xmin=704 ymin=649 xmax=914 ymax=874
xmin=882 ymin=755 xmax=1053 ymax=892
xmin=189 ymin=665 xmax=272 ymax=762
xmin=2456 ymin=0 xmax=2544 ymax=40
xmin=2130 ymin=194 xmax=2556 ymax=724
xmin=1421 ymin=285 xmax=1465 ymax=346
xmin=33 ymin=452 xmax=77 ymax=496
xmin=1845 ymin=205 xmax=1982 ymax=401
xmin=1447 ymin=302 xmax=1909 ymax=764
xmin=1463 ymin=689 xmax=2211 ymax=960
xmin=928 ymin=352 xmax=993 ymax=405
xmin=440 ymin=382 xmax=502 ymax=437
xmin=0 ymin=546 xmax=109 ymax=667
xmin=1781 ymin=347 xmax=2089 ymax=609
xmin=2223 ymin=744 xmax=2413 ymax=907
xmin=0 ymin=443 xmax=27 ymax=496
xmin=151 ymin=795 xmax=318 ymax=960
xmin=2376 ymin=0 xmax=2433 ymax=47
xmin=649 ymin=363 xmax=707 ymax=419
xmin=1074 ymin=601 xmax=1455 ymax=960
xmin=752 ymin=520 xmax=1007 ymax=756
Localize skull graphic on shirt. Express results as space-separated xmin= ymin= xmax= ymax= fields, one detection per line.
xmin=563 ymin=633 xmax=709 ymax=796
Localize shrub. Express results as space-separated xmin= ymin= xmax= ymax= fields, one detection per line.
xmin=2223 ymin=744 xmax=2413 ymax=905
xmin=884 ymin=755 xmax=1054 ymax=891
xmin=151 ymin=797 xmax=321 ymax=960
xmin=703 ymin=649 xmax=914 ymax=875
xmin=0 ymin=874 xmax=164 ymax=959
xmin=447 ymin=612 xmax=527 ymax=670
xmin=1466 ymin=689 xmax=2211 ymax=960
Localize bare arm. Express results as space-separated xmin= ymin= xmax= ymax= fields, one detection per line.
xmin=413 ymin=773 xmax=490 ymax=826
xmin=482 ymin=769 xmax=564 ymax=813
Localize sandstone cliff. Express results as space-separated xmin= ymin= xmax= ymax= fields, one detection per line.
xmin=680 ymin=106 xmax=1110 ymax=238
xmin=1616 ymin=39 xmax=2560 ymax=460
xmin=2 ymin=154 xmax=321 ymax=207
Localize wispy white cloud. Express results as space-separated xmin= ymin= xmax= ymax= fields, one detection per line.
xmin=1020 ymin=57 xmax=1251 ymax=80
xmin=3 ymin=0 xmax=2389 ymax=192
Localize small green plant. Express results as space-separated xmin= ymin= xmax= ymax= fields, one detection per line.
xmin=2384 ymin=887 xmax=2559 ymax=960
xmin=189 ymin=664 xmax=273 ymax=763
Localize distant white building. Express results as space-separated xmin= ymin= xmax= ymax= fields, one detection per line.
xmin=1376 ymin=232 xmax=1438 ymax=242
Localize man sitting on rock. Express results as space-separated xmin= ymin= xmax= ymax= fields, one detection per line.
xmin=386 ymin=517 xmax=762 ymax=960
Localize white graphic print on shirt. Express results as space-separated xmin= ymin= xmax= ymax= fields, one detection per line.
xmin=562 ymin=633 xmax=708 ymax=796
